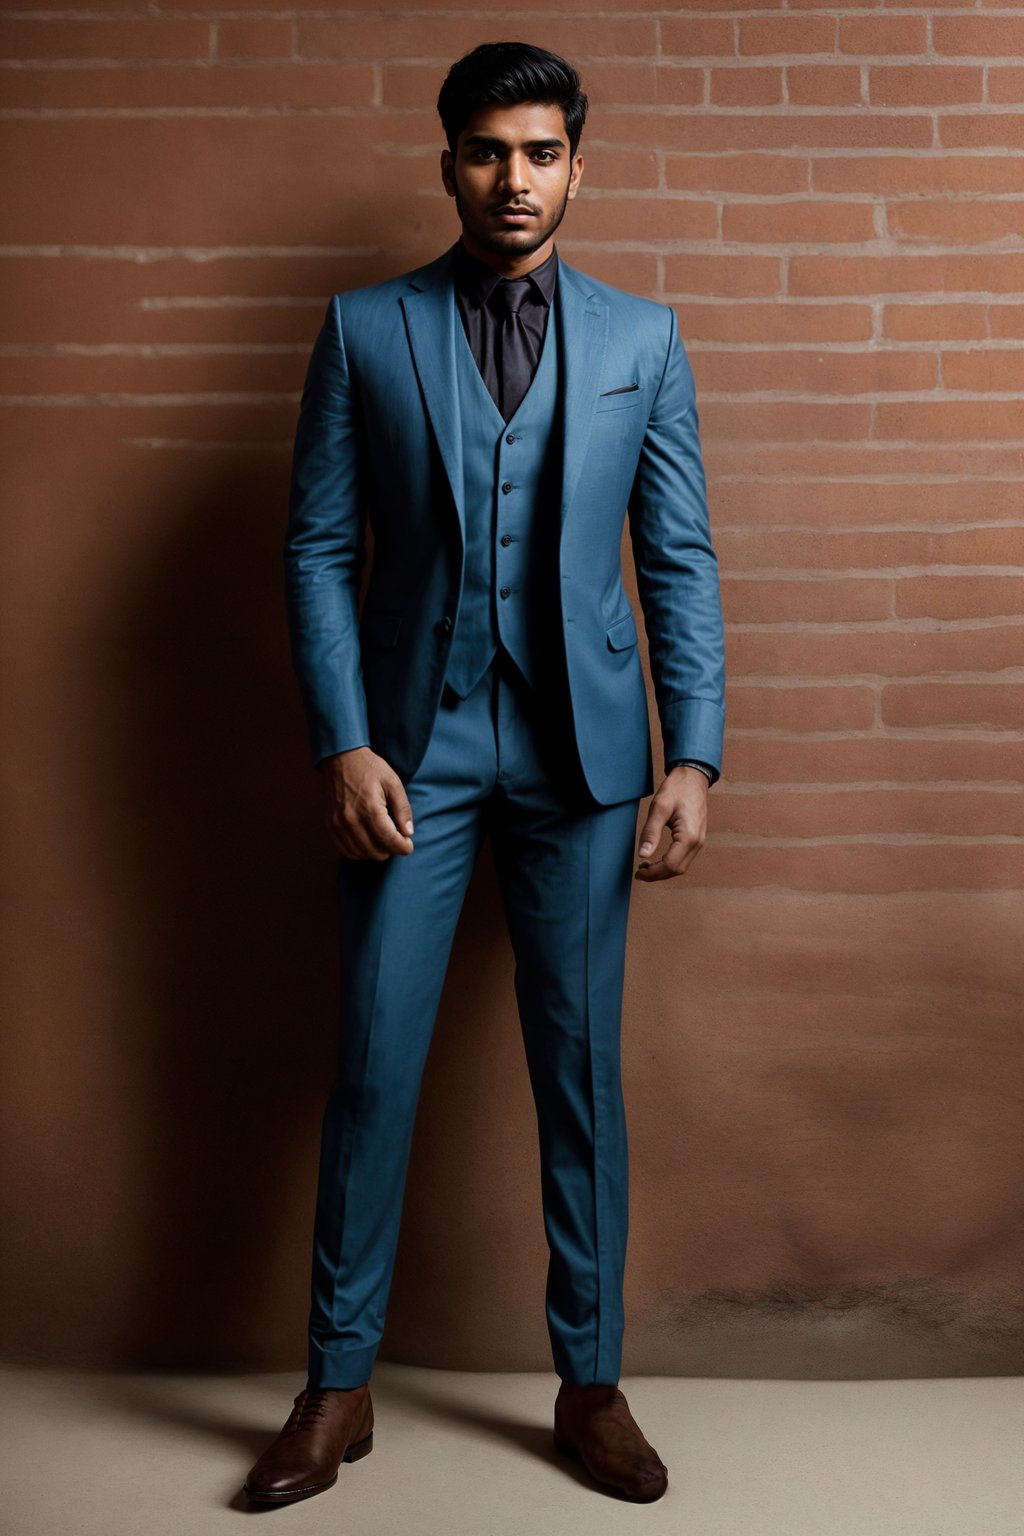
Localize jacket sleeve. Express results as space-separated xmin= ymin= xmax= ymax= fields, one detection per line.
xmin=627 ymin=303 xmax=727 ymax=781
xmin=284 ymin=294 xmax=372 ymax=770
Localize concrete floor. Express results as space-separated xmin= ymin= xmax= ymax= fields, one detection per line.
xmin=3 ymin=1362 xmax=1024 ymax=1534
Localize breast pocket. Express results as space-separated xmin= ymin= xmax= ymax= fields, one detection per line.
xmin=595 ymin=381 xmax=643 ymax=413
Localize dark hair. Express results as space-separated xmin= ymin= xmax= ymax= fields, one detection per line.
xmin=437 ymin=42 xmax=588 ymax=158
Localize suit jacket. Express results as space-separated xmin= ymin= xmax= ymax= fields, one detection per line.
xmin=284 ymin=239 xmax=726 ymax=806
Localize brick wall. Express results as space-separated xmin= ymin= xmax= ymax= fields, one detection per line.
xmin=3 ymin=7 xmax=1023 ymax=1373
xmin=4 ymin=2 xmax=1020 ymax=894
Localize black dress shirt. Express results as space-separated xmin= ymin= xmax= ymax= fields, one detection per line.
xmin=451 ymin=238 xmax=716 ymax=789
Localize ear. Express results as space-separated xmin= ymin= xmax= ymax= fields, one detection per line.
xmin=440 ymin=147 xmax=456 ymax=198
xmin=567 ymin=153 xmax=584 ymax=200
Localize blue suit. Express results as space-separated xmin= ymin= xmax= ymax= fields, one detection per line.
xmin=285 ymin=240 xmax=726 ymax=1388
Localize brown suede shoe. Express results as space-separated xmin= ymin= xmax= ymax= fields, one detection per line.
xmin=553 ymin=1382 xmax=668 ymax=1502
xmin=243 ymin=1381 xmax=374 ymax=1504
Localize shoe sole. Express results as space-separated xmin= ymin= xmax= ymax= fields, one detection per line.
xmin=243 ymin=1430 xmax=374 ymax=1504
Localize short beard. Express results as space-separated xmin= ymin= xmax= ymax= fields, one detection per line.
xmin=453 ymin=175 xmax=571 ymax=260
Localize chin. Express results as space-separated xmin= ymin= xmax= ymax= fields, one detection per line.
xmin=476 ymin=226 xmax=548 ymax=257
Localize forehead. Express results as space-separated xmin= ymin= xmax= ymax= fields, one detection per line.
xmin=457 ymin=100 xmax=568 ymax=147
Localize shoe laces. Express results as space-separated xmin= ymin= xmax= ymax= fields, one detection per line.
xmin=288 ymin=1387 xmax=330 ymax=1433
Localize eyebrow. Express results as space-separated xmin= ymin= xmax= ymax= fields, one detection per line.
xmin=462 ymin=134 xmax=566 ymax=152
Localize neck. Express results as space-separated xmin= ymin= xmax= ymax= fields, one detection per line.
xmin=458 ymin=231 xmax=554 ymax=279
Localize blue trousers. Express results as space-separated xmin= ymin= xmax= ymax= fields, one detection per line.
xmin=307 ymin=647 xmax=641 ymax=1389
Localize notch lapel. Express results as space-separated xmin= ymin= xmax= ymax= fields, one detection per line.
xmin=399 ymin=245 xmax=466 ymax=543
xmin=555 ymin=259 xmax=608 ymax=527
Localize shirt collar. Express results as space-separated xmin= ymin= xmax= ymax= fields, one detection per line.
xmin=453 ymin=237 xmax=559 ymax=310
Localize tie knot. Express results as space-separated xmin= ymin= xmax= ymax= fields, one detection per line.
xmin=494 ymin=277 xmax=531 ymax=316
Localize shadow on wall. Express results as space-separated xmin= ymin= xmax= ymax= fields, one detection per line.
xmin=94 ymin=438 xmax=537 ymax=1373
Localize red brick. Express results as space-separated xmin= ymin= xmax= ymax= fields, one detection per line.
xmin=726 ymin=683 xmax=876 ymax=731
xmin=895 ymin=576 xmax=1024 ymax=621
xmin=718 ymin=734 xmax=1022 ymax=785
xmin=884 ymin=304 xmax=989 ymax=341
xmin=0 ymin=115 xmax=440 ymax=243
xmin=695 ymin=347 xmax=937 ymax=395
xmin=722 ymin=200 xmax=876 ymax=243
xmin=707 ymin=442 xmax=1024 ymax=482
xmin=941 ymin=114 xmax=1024 ymax=150
xmin=0 ymin=17 xmax=210 ymax=60
xmin=989 ymin=67 xmax=1024 ymax=103
xmin=740 ymin=16 xmax=838 ymax=55
xmin=722 ymin=577 xmax=892 ymax=623
xmin=215 ymin=21 xmax=294 ymax=60
xmin=870 ymin=65 xmax=983 ymax=106
xmin=711 ymin=67 xmax=783 ymax=107
xmin=933 ymin=16 xmax=1024 ymax=55
xmin=890 ymin=199 xmax=1024 ymax=242
xmin=666 ymin=153 xmax=808 ymax=195
xmin=660 ymin=17 xmax=737 ymax=57
xmin=300 ymin=16 xmax=656 ymax=62
xmin=585 ymin=63 xmax=705 ymax=108
xmin=680 ymin=301 xmax=872 ymax=343
xmin=790 ymin=253 xmax=1024 ymax=296
xmin=713 ymin=787 xmax=1023 ymax=838
xmin=0 ymin=62 xmax=375 ymax=111
xmin=607 ymin=112 xmax=932 ymax=152
xmin=839 ymin=16 xmax=929 ymax=54
xmin=883 ymin=681 xmax=1024 ymax=729
xmin=715 ymin=527 xmax=1023 ymax=569
xmin=709 ymin=478 xmax=1023 ymax=526
xmin=689 ymin=845 xmax=1022 ymax=894
xmin=876 ymin=400 xmax=1024 ymax=441
xmin=568 ymin=194 xmax=716 ymax=243
xmin=663 ymin=254 xmax=782 ymax=296
xmin=813 ymin=154 xmax=1024 ymax=194
xmin=787 ymin=65 xmax=862 ymax=105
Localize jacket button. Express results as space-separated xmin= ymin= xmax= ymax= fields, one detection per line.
xmin=500 ymin=586 xmax=511 ymax=599
xmin=435 ymin=615 xmax=453 ymax=636
xmin=500 ymin=533 xmax=512 ymax=546
xmin=502 ymin=481 xmax=513 ymax=494
xmin=506 ymin=434 xmax=516 ymax=445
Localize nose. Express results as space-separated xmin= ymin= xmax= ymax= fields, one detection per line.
xmin=498 ymin=151 xmax=530 ymax=197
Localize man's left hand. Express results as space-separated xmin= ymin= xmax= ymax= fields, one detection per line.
xmin=634 ymin=765 xmax=708 ymax=882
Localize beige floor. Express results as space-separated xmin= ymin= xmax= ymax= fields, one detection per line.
xmin=3 ymin=1362 xmax=1024 ymax=1534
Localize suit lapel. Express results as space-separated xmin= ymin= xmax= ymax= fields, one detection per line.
xmin=555 ymin=258 xmax=608 ymax=527
xmin=400 ymin=244 xmax=466 ymax=539
xmin=399 ymin=242 xmax=610 ymax=540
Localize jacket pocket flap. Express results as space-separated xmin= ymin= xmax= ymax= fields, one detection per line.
xmin=606 ymin=609 xmax=639 ymax=651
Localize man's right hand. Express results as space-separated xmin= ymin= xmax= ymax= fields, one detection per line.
xmin=320 ymin=747 xmax=415 ymax=861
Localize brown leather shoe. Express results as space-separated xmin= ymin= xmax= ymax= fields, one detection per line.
xmin=553 ymin=1382 xmax=668 ymax=1502
xmin=243 ymin=1381 xmax=374 ymax=1504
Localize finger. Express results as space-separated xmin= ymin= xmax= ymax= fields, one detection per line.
xmin=364 ymin=797 xmax=414 ymax=856
xmin=384 ymin=778 xmax=415 ymax=840
xmin=637 ymin=803 xmax=669 ymax=859
xmin=635 ymin=831 xmax=703 ymax=881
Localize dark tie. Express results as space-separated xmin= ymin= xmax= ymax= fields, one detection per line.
xmin=492 ymin=277 xmax=533 ymax=422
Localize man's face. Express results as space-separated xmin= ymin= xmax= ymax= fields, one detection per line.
xmin=440 ymin=101 xmax=583 ymax=268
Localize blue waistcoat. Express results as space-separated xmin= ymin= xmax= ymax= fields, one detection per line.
xmin=442 ymin=290 xmax=563 ymax=699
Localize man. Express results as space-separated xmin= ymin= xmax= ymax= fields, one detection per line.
xmin=244 ymin=40 xmax=725 ymax=1508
